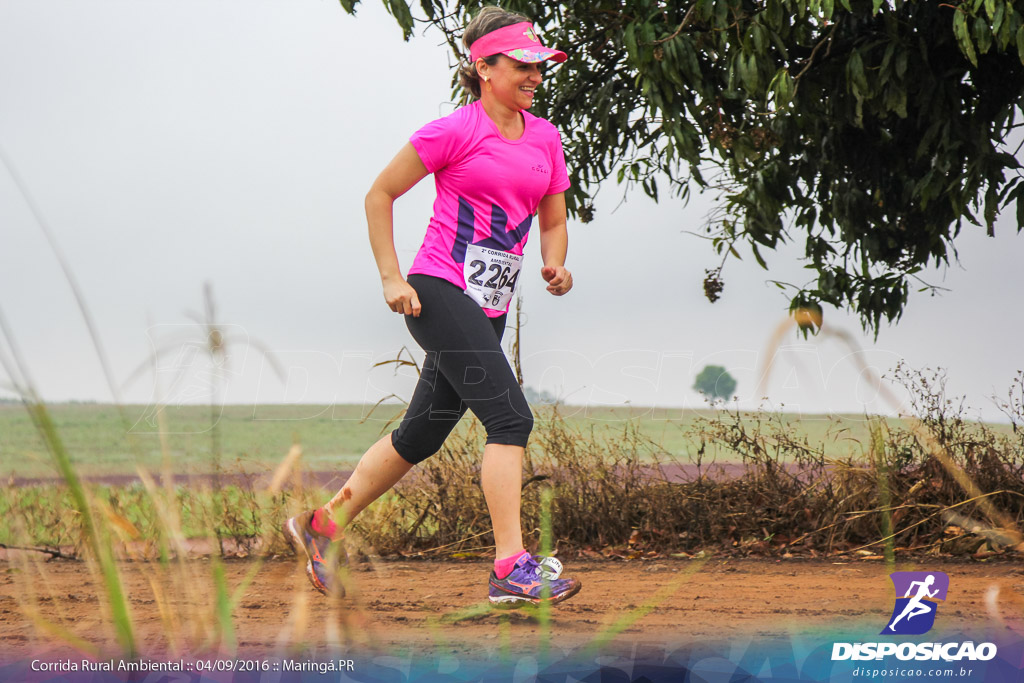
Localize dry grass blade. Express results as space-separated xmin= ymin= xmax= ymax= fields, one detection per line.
xmin=21 ymin=401 xmax=137 ymax=656
xmin=0 ymin=143 xmax=128 ymax=416
xmin=941 ymin=509 xmax=1024 ymax=548
xmin=756 ymin=312 xmax=1024 ymax=557
xmin=146 ymin=572 xmax=184 ymax=657
xmin=371 ymin=345 xmax=421 ymax=375
xmin=361 ymin=393 xmax=409 ymax=435
xmin=21 ymin=606 xmax=103 ymax=659
xmin=841 ymin=491 xmax=1024 ymax=555
xmin=268 ymin=444 xmax=304 ymax=494
xmin=8 ymin=533 xmax=104 ymax=657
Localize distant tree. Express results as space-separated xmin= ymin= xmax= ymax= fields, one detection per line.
xmin=693 ymin=365 xmax=737 ymax=403
xmin=359 ymin=0 xmax=1024 ymax=335
xmin=524 ymin=385 xmax=558 ymax=405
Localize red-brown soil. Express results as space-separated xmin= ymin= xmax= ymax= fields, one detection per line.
xmin=2 ymin=557 xmax=1023 ymax=660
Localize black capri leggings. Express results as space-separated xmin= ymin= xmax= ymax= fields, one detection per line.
xmin=390 ymin=274 xmax=534 ymax=464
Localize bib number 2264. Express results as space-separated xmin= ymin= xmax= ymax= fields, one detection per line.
xmin=463 ymin=244 xmax=522 ymax=311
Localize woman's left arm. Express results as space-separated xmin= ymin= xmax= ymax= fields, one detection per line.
xmin=537 ymin=192 xmax=572 ymax=296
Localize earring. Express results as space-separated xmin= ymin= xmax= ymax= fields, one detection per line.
xmin=484 ymin=77 xmax=492 ymax=92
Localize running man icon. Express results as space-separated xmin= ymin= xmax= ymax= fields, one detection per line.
xmin=882 ymin=571 xmax=950 ymax=635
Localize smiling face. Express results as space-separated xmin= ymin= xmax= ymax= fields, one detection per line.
xmin=477 ymin=55 xmax=543 ymax=111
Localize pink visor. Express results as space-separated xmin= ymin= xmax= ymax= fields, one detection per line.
xmin=469 ymin=22 xmax=567 ymax=64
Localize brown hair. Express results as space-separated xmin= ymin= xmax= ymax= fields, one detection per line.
xmin=458 ymin=6 xmax=531 ymax=99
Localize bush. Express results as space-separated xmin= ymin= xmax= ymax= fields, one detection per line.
xmin=5 ymin=366 xmax=1023 ymax=562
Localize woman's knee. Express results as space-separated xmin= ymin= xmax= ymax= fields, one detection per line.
xmin=391 ymin=413 xmax=460 ymax=464
xmin=483 ymin=407 xmax=533 ymax=447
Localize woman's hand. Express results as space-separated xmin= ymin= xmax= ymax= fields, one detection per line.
xmin=366 ymin=143 xmax=429 ymax=318
xmin=537 ymin=193 xmax=570 ymax=297
xmin=541 ymin=265 xmax=573 ymax=296
xmin=383 ymin=276 xmax=422 ymax=316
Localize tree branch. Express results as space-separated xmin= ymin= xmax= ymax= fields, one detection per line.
xmin=0 ymin=543 xmax=76 ymax=560
xmin=794 ymin=23 xmax=838 ymax=81
xmin=651 ymin=4 xmax=697 ymax=45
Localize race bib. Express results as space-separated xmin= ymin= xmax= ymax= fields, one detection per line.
xmin=463 ymin=244 xmax=523 ymax=311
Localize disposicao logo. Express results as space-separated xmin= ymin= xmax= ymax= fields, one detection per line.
xmin=831 ymin=570 xmax=998 ymax=663
xmin=881 ymin=571 xmax=949 ymax=635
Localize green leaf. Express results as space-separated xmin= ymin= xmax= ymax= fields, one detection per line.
xmin=382 ymin=0 xmax=414 ymax=38
xmin=846 ymin=50 xmax=869 ymax=96
xmin=641 ymin=21 xmax=656 ymax=49
xmin=895 ymin=49 xmax=908 ymax=79
xmin=892 ymin=86 xmax=908 ymax=118
xmin=974 ymin=15 xmax=993 ymax=54
xmin=715 ymin=0 xmax=729 ymax=28
xmin=767 ymin=27 xmax=791 ymax=60
xmin=1017 ymin=26 xmax=1024 ymax=65
xmin=765 ymin=0 xmax=784 ymax=29
xmin=624 ymin=23 xmax=639 ymax=62
xmin=751 ymin=23 xmax=767 ymax=54
xmin=823 ymin=0 xmax=835 ymax=20
xmin=738 ymin=52 xmax=755 ymax=91
xmin=751 ymin=243 xmax=769 ymax=269
xmin=954 ymin=10 xmax=979 ymax=66
xmin=992 ymin=3 xmax=1008 ymax=46
xmin=770 ymin=67 xmax=795 ymax=108
xmin=880 ymin=42 xmax=895 ymax=75
xmin=693 ymin=0 xmax=712 ymax=22
xmin=872 ymin=0 xmax=884 ymax=15
xmin=984 ymin=184 xmax=998 ymax=230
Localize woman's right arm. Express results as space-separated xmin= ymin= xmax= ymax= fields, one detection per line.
xmin=365 ymin=142 xmax=430 ymax=317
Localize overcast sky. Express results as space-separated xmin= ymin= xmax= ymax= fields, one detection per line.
xmin=1 ymin=1 xmax=1021 ymax=422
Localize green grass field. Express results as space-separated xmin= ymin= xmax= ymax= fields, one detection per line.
xmin=4 ymin=402 xmax=1009 ymax=479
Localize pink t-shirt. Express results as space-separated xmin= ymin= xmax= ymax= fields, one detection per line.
xmin=408 ymin=100 xmax=570 ymax=317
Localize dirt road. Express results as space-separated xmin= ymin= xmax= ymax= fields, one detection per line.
xmin=2 ymin=557 xmax=1022 ymax=660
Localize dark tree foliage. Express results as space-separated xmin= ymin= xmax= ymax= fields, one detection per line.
xmin=350 ymin=0 xmax=1024 ymax=334
xmin=693 ymin=364 xmax=738 ymax=401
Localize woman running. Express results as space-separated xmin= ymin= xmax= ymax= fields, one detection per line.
xmin=286 ymin=6 xmax=581 ymax=608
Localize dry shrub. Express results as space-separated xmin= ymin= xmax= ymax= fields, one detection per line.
xmin=6 ymin=367 xmax=1023 ymax=562
xmin=345 ymin=408 xmax=671 ymax=558
xmin=0 ymin=485 xmax=85 ymax=556
xmin=668 ymin=365 xmax=1024 ymax=557
xmin=352 ymin=367 xmax=1024 ymax=560
xmin=851 ymin=365 xmax=1024 ymax=555
xmin=351 ymin=405 xmax=843 ymax=557
xmin=0 ymin=479 xmax=318 ymax=560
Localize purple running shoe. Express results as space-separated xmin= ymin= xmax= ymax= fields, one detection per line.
xmin=284 ymin=511 xmax=347 ymax=596
xmin=488 ymin=553 xmax=581 ymax=607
